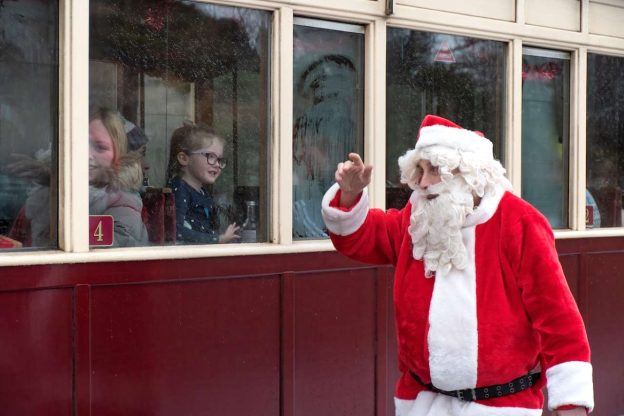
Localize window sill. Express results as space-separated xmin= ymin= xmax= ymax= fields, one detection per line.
xmin=4 ymin=229 xmax=624 ymax=267
xmin=554 ymin=228 xmax=624 ymax=239
xmin=0 ymin=239 xmax=337 ymax=267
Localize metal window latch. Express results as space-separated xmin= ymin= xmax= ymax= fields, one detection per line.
xmin=385 ymin=0 xmax=394 ymax=15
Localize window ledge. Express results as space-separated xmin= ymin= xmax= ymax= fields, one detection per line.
xmin=554 ymin=228 xmax=624 ymax=239
xmin=4 ymin=229 xmax=624 ymax=267
xmin=0 ymin=240 xmax=337 ymax=267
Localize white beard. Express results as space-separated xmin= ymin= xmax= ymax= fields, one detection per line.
xmin=409 ymin=176 xmax=476 ymax=277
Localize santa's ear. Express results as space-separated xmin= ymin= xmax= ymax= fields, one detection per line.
xmin=177 ymin=151 xmax=190 ymax=166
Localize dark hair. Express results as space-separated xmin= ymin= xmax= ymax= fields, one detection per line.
xmin=166 ymin=121 xmax=225 ymax=181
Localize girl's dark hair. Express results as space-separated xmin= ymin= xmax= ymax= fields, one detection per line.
xmin=166 ymin=121 xmax=225 ymax=181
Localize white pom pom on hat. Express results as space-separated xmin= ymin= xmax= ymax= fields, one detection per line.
xmin=415 ymin=115 xmax=494 ymax=161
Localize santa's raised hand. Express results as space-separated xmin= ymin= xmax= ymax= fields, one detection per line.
xmin=335 ymin=153 xmax=373 ymax=208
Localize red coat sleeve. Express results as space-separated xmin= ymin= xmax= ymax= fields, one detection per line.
xmin=322 ymin=183 xmax=407 ymax=266
xmin=503 ymin=208 xmax=594 ymax=411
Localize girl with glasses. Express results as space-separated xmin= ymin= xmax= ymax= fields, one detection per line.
xmin=167 ymin=122 xmax=240 ymax=244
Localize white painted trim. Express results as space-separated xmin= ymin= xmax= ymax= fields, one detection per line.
xmin=522 ymin=47 xmax=571 ymax=60
xmin=60 ymin=0 xmax=90 ymax=252
xmin=555 ymin=228 xmax=624 ymax=239
xmin=366 ymin=19 xmax=387 ymax=210
xmin=581 ymin=0 xmax=590 ymax=34
xmin=0 ymin=240 xmax=337 ymax=268
xmin=275 ymin=7 xmax=294 ymax=244
xmin=3 ymin=226 xmax=624 ymax=267
xmin=590 ymin=0 xmax=623 ymax=6
xmin=387 ymin=5 xmax=624 ymax=50
xmin=508 ymin=39 xmax=523 ymax=195
xmin=294 ymin=16 xmax=365 ymax=33
xmin=571 ymin=48 xmax=587 ymax=231
xmin=515 ymin=0 xmax=525 ymax=25
xmin=197 ymin=0 xmax=383 ymax=17
xmin=203 ymin=0 xmax=624 ymax=52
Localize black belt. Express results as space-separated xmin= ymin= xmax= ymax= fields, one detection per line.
xmin=409 ymin=370 xmax=540 ymax=402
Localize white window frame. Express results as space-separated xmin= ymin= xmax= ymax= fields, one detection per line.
xmin=4 ymin=0 xmax=624 ymax=266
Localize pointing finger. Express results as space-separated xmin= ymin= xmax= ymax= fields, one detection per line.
xmin=348 ymin=153 xmax=363 ymax=167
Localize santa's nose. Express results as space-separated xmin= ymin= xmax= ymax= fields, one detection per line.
xmin=419 ymin=172 xmax=438 ymax=188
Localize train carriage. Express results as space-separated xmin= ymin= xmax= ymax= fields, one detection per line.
xmin=1 ymin=0 xmax=624 ymax=414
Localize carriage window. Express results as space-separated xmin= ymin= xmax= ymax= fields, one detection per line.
xmin=88 ymin=0 xmax=271 ymax=248
xmin=521 ymin=48 xmax=570 ymax=229
xmin=586 ymin=53 xmax=624 ymax=229
xmin=292 ymin=18 xmax=365 ymax=240
xmin=385 ymin=30 xmax=506 ymax=209
xmin=0 ymin=0 xmax=59 ymax=250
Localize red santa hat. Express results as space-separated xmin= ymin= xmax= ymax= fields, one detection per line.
xmin=398 ymin=114 xmax=511 ymax=193
xmin=415 ymin=115 xmax=494 ymax=161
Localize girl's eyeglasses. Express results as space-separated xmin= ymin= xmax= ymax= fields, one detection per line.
xmin=190 ymin=151 xmax=227 ymax=168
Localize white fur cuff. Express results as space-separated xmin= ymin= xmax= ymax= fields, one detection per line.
xmin=321 ymin=183 xmax=369 ymax=236
xmin=546 ymin=361 xmax=594 ymax=412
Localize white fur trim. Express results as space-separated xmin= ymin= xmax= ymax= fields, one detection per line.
xmin=417 ymin=125 xmax=494 ymax=160
xmin=464 ymin=184 xmax=505 ymax=227
xmin=427 ymin=225 xmax=478 ymax=390
xmin=546 ymin=361 xmax=594 ymax=412
xmin=395 ymin=393 xmax=543 ymax=416
xmin=321 ymin=183 xmax=369 ymax=236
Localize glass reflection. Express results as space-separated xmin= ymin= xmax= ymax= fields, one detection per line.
xmin=587 ymin=53 xmax=624 ymax=228
xmin=292 ymin=22 xmax=365 ymax=240
xmin=1 ymin=0 xmax=59 ymax=250
xmin=521 ymin=50 xmax=570 ymax=229
xmin=90 ymin=0 xmax=271 ymax=246
xmin=386 ymin=30 xmax=506 ymax=210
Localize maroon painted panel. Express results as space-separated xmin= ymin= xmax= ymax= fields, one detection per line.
xmin=89 ymin=276 xmax=281 ymax=416
xmin=584 ymin=253 xmax=624 ymax=415
xmin=0 ymin=236 xmax=623 ymax=415
xmin=75 ymin=284 xmax=92 ymax=416
xmin=292 ymin=269 xmax=377 ymax=416
xmin=559 ymin=254 xmax=580 ymax=302
xmin=0 ymin=288 xmax=73 ymax=415
xmin=0 ymin=252 xmax=370 ymax=291
xmin=282 ymin=273 xmax=296 ymax=416
xmin=378 ymin=267 xmax=400 ymax=416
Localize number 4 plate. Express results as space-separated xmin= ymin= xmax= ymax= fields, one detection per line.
xmin=89 ymin=215 xmax=114 ymax=246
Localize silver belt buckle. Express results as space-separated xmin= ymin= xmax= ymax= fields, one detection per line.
xmin=456 ymin=388 xmax=477 ymax=401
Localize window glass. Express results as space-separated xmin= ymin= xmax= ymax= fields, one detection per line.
xmin=292 ymin=19 xmax=365 ymax=240
xmin=586 ymin=53 xmax=624 ymax=228
xmin=89 ymin=0 xmax=271 ymax=247
xmin=521 ymin=48 xmax=570 ymax=229
xmin=386 ymin=30 xmax=506 ymax=209
xmin=0 ymin=0 xmax=59 ymax=250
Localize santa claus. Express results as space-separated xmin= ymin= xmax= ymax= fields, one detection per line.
xmin=321 ymin=115 xmax=593 ymax=416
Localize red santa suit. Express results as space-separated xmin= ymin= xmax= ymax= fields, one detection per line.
xmin=321 ymin=116 xmax=594 ymax=416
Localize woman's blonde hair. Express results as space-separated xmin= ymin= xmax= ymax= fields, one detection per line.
xmin=167 ymin=121 xmax=225 ymax=180
xmin=89 ymin=107 xmax=128 ymax=167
